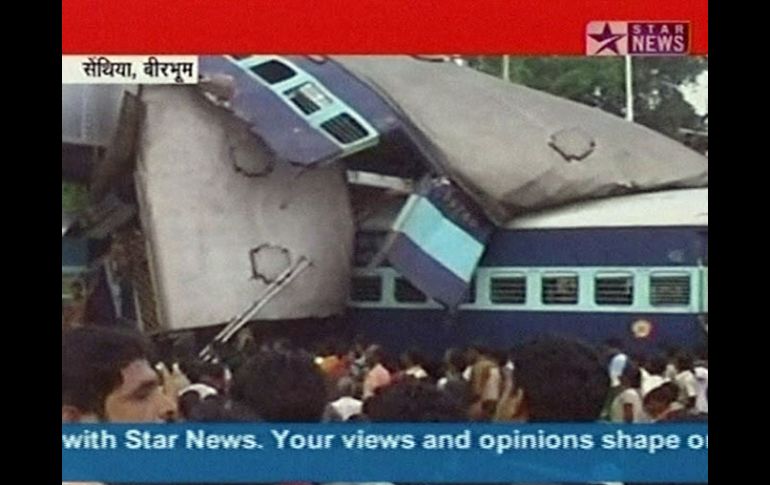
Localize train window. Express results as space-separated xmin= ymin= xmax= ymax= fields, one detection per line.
xmin=542 ymin=274 xmax=578 ymax=304
xmin=395 ymin=277 xmax=428 ymax=303
xmin=320 ymin=113 xmax=370 ymax=145
xmin=351 ymin=275 xmax=382 ymax=302
xmin=248 ymin=60 xmax=296 ymax=84
xmin=650 ymin=273 xmax=690 ymax=306
xmin=595 ymin=274 xmax=634 ymax=306
xmin=490 ymin=276 xmax=526 ymax=304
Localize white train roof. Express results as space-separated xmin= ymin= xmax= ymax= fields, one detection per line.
xmin=504 ymin=188 xmax=708 ymax=229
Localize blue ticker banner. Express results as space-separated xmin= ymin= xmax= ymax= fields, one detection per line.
xmin=62 ymin=423 xmax=708 ymax=483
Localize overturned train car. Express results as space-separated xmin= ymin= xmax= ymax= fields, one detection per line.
xmin=65 ymin=55 xmax=708 ymax=358
xmin=348 ymin=188 xmax=708 ymax=357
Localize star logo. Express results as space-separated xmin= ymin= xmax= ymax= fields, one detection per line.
xmin=589 ymin=23 xmax=625 ymax=54
xmin=586 ymin=21 xmax=628 ymax=56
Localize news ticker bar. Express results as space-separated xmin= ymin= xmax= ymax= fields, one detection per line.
xmin=62 ymin=55 xmax=199 ymax=84
xmin=63 ymin=423 xmax=708 ymax=483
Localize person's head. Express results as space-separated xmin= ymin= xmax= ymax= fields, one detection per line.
xmin=185 ymin=395 xmax=258 ymax=422
xmin=336 ymin=376 xmax=360 ymax=399
xmin=491 ymin=348 xmax=509 ymax=367
xmin=62 ymin=327 xmax=176 ymax=423
xmin=474 ymin=344 xmax=494 ymax=360
xmin=620 ymin=362 xmax=642 ymax=389
xmin=694 ymin=344 xmax=708 ymax=363
xmin=675 ymin=351 xmax=694 ymax=372
xmin=70 ymin=280 xmax=85 ymax=300
xmin=233 ymin=348 xmax=327 ymax=422
xmin=364 ymin=344 xmax=385 ymax=366
xmin=644 ymin=354 xmax=668 ymax=376
xmin=401 ymin=348 xmax=423 ymax=369
xmin=352 ymin=335 xmax=368 ymax=355
xmin=182 ymin=360 xmax=230 ymax=395
xmin=464 ymin=344 xmax=483 ymax=364
xmin=664 ymin=346 xmax=682 ymax=361
xmin=109 ymin=240 xmax=131 ymax=277
xmin=178 ymin=384 xmax=218 ymax=420
xmin=510 ymin=335 xmax=609 ymax=422
xmin=364 ymin=379 xmax=464 ymax=422
xmin=643 ymin=382 xmax=679 ymax=419
xmin=603 ymin=338 xmax=624 ymax=357
xmin=444 ymin=348 xmax=466 ymax=373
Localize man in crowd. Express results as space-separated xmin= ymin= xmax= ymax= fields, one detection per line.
xmin=673 ymin=351 xmax=698 ymax=411
xmin=323 ymin=376 xmax=364 ymax=422
xmin=468 ymin=346 xmax=503 ymax=420
xmin=233 ymin=347 xmax=328 ymax=422
xmin=363 ymin=345 xmax=392 ymax=399
xmin=503 ymin=335 xmax=609 ymax=421
xmin=62 ymin=326 xmax=177 ymax=423
xmin=640 ymin=354 xmax=670 ymax=397
xmin=63 ymin=326 xmax=178 ymax=485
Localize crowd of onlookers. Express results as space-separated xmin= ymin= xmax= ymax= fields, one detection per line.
xmin=62 ymin=326 xmax=707 ymax=426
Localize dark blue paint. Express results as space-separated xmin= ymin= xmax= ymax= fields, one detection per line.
xmin=348 ymin=308 xmax=706 ymax=358
xmin=482 ymin=227 xmax=708 ymax=267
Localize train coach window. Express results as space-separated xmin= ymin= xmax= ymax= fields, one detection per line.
xmin=490 ymin=276 xmax=526 ymax=304
xmin=650 ymin=273 xmax=690 ymax=306
xmin=595 ymin=274 xmax=634 ymax=306
xmin=351 ymin=275 xmax=382 ymax=302
xmin=248 ymin=60 xmax=297 ymax=84
xmin=542 ymin=274 xmax=578 ymax=305
xmin=395 ymin=277 xmax=428 ymax=303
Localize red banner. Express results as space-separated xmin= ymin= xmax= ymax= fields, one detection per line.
xmin=62 ymin=0 xmax=707 ymax=54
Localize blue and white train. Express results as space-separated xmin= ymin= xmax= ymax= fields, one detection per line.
xmin=347 ymin=188 xmax=708 ymax=357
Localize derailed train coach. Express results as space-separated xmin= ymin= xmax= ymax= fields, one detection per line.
xmin=64 ymin=56 xmax=708 ymax=358
xmin=349 ymin=188 xmax=708 ymax=358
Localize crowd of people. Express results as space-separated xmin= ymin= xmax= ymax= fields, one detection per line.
xmin=62 ymin=326 xmax=707 ymax=485
xmin=62 ymin=327 xmax=708 ymax=426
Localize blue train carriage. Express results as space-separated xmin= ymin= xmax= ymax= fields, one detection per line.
xmin=348 ymin=188 xmax=708 ymax=358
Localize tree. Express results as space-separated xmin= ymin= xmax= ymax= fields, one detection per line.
xmin=465 ymin=56 xmax=708 ymax=146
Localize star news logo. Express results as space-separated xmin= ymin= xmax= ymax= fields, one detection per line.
xmin=586 ymin=22 xmax=628 ymax=55
xmin=586 ymin=21 xmax=691 ymax=56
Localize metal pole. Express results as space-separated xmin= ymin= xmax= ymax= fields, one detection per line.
xmin=198 ymin=256 xmax=312 ymax=361
xmin=625 ymin=55 xmax=634 ymax=121
xmin=502 ymin=55 xmax=510 ymax=81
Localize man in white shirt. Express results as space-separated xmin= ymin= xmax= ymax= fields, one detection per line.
xmin=674 ymin=352 xmax=698 ymax=410
xmin=325 ymin=377 xmax=364 ymax=421
xmin=641 ymin=354 xmax=670 ymax=397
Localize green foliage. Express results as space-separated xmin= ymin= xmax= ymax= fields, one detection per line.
xmin=465 ymin=56 xmax=707 ymax=144
xmin=62 ymin=182 xmax=88 ymax=212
